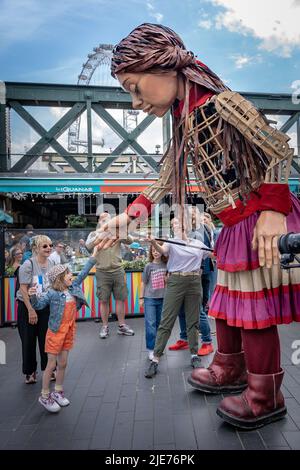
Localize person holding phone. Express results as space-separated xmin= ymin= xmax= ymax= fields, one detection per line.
xmin=16 ymin=235 xmax=55 ymax=384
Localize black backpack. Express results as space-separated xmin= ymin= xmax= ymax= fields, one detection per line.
xmin=14 ymin=259 xmax=33 ymax=298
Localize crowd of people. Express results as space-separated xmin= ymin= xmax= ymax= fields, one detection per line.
xmin=143 ymin=215 xmax=214 ymax=378
xmin=5 ymin=225 xmax=149 ymax=277
xmin=5 ymin=19 xmax=299 ymax=432
xmin=7 ymin=208 xmax=218 ymax=413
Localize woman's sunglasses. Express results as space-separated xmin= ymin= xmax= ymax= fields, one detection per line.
xmin=42 ymin=243 xmax=53 ymax=249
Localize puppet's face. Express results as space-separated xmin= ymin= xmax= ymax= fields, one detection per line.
xmin=117 ymin=71 xmax=181 ymax=117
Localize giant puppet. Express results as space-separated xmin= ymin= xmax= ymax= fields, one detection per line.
xmin=97 ymin=23 xmax=300 ymax=429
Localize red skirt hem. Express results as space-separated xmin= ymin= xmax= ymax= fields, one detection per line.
xmin=208 ymin=310 xmax=300 ymax=329
xmin=214 ymin=283 xmax=300 ymax=300
xmin=217 ymin=260 xmax=260 ymax=272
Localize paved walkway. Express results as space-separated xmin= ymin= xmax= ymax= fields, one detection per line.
xmin=1 ymin=318 xmax=300 ymax=450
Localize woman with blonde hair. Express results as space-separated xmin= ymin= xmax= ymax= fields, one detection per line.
xmin=16 ymin=235 xmax=55 ymax=384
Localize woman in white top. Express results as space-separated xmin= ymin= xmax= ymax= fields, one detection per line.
xmin=17 ymin=235 xmax=55 ymax=384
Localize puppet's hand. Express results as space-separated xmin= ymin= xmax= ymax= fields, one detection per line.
xmin=251 ymin=211 xmax=287 ymax=268
xmin=96 ymin=213 xmax=133 ymax=249
xmin=92 ymin=245 xmax=102 ymax=257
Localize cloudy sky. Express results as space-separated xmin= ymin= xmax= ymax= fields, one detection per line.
xmin=1 ymin=0 xmax=299 ymax=161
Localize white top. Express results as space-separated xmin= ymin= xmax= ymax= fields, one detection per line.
xmin=16 ymin=257 xmax=54 ymax=302
xmin=64 ymin=290 xmax=75 ymax=302
xmin=164 ymin=238 xmax=209 ymax=273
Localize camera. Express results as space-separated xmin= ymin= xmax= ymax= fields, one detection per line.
xmin=278 ymin=232 xmax=300 ymax=269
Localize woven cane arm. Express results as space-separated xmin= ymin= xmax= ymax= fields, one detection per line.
xmin=215 ymin=91 xmax=294 ymax=183
xmin=142 ymin=150 xmax=173 ymax=204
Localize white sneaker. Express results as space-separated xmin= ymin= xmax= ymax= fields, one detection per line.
xmin=117 ymin=324 xmax=135 ymax=336
xmin=99 ymin=325 xmax=109 ymax=339
xmin=39 ymin=394 xmax=61 ymax=413
xmin=148 ymin=350 xmax=154 ymax=361
xmin=52 ymin=391 xmax=70 ymax=407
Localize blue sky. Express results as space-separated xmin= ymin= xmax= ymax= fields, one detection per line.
xmin=1 ymin=0 xmax=300 ymax=93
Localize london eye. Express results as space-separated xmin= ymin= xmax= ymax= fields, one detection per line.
xmin=67 ymin=44 xmax=139 ymax=153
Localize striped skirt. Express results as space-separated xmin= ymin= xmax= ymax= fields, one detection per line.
xmin=209 ymin=194 xmax=300 ymax=329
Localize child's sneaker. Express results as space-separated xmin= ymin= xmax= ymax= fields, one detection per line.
xmin=118 ymin=324 xmax=135 ymax=336
xmin=145 ymin=360 xmax=158 ymax=378
xmin=99 ymin=325 xmax=109 ymax=339
xmin=52 ymin=390 xmax=70 ymax=407
xmin=39 ymin=394 xmax=61 ymax=413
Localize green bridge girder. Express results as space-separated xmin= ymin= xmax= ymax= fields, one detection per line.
xmin=0 ymin=81 xmax=300 ymax=175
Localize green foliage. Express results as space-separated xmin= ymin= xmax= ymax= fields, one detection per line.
xmin=5 ymin=266 xmax=15 ymax=276
xmin=122 ymin=258 xmax=148 ymax=271
xmin=66 ymin=215 xmax=87 ymax=228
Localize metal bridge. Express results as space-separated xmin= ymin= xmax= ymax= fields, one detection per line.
xmin=0 ymin=81 xmax=300 ymax=180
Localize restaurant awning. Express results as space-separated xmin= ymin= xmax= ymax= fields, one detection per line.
xmin=0 ymin=176 xmax=298 ymax=195
xmin=0 ymin=177 xmax=205 ymax=194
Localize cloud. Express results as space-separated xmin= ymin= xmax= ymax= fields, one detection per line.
xmin=210 ymin=0 xmax=300 ymax=57
xmin=152 ymin=12 xmax=164 ymax=22
xmin=231 ymin=54 xmax=252 ymax=69
xmin=146 ymin=1 xmax=164 ymax=23
xmin=146 ymin=1 xmax=154 ymax=10
xmin=230 ymin=53 xmax=262 ymax=69
xmin=198 ymin=19 xmax=213 ymax=30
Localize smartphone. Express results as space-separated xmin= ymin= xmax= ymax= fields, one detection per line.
xmin=32 ymin=275 xmax=43 ymax=296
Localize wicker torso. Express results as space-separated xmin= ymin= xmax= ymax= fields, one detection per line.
xmin=185 ymin=92 xmax=294 ymax=214
xmin=142 ymin=92 xmax=293 ymax=213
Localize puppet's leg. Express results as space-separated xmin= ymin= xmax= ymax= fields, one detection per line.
xmin=217 ymin=325 xmax=286 ymax=429
xmin=188 ymin=319 xmax=247 ymax=393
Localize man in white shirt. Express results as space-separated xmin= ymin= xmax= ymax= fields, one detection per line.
xmin=49 ymin=241 xmax=66 ymax=265
xmin=145 ymin=217 xmax=211 ymax=378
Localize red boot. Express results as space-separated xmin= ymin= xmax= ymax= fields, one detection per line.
xmin=217 ymin=369 xmax=287 ymax=429
xmin=187 ymin=350 xmax=247 ymax=394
